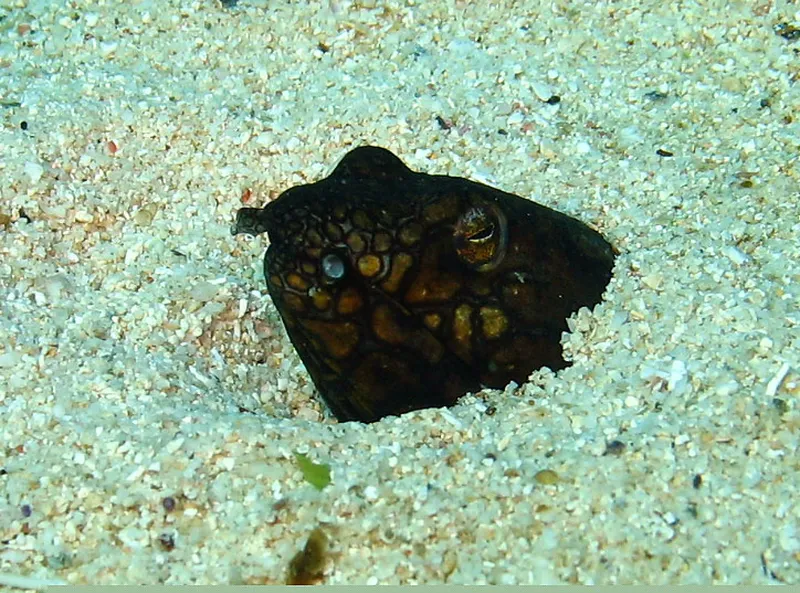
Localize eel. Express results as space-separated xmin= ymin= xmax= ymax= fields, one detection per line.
xmin=233 ymin=146 xmax=615 ymax=423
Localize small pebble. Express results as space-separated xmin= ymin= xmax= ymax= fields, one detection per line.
xmin=534 ymin=469 xmax=559 ymax=485
xmin=24 ymin=161 xmax=44 ymax=184
xmin=158 ymin=532 xmax=175 ymax=551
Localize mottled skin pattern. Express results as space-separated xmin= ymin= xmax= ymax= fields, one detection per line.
xmin=234 ymin=146 xmax=615 ymax=423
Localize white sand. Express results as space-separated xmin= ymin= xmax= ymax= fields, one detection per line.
xmin=1 ymin=0 xmax=798 ymax=585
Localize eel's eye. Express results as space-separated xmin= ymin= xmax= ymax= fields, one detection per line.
xmin=321 ymin=252 xmax=346 ymax=281
xmin=453 ymin=202 xmax=508 ymax=272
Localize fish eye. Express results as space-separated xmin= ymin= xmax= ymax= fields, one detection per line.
xmin=453 ymin=202 xmax=508 ymax=272
xmin=466 ymin=222 xmax=495 ymax=242
xmin=321 ymin=252 xmax=346 ymax=281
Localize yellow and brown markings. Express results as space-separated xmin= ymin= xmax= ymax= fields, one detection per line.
xmin=423 ymin=312 xmax=442 ymax=331
xmin=479 ymin=306 xmax=509 ymax=339
xmin=373 ymin=231 xmax=392 ymax=252
xmin=351 ymin=209 xmax=375 ymax=230
xmin=282 ymin=293 xmax=305 ymax=312
xmin=346 ymin=232 xmax=366 ymax=253
xmin=305 ymin=228 xmax=323 ymax=247
xmin=233 ymin=146 xmax=616 ymax=422
xmin=451 ymin=303 xmax=473 ymax=357
xmin=311 ymin=288 xmax=332 ymax=311
xmin=286 ymin=272 xmax=310 ymax=291
xmin=371 ymin=304 xmax=405 ymax=345
xmin=372 ymin=304 xmax=444 ymax=364
xmin=380 ymin=252 xmax=413 ymax=294
xmin=356 ymin=254 xmax=382 ymax=278
xmin=422 ymin=193 xmax=459 ymax=224
xmin=398 ymin=221 xmax=423 ymax=246
xmin=304 ymin=246 xmax=322 ymax=260
xmin=404 ymin=247 xmax=462 ymax=304
xmin=299 ymin=319 xmax=359 ymax=359
xmin=324 ymin=221 xmax=343 ymax=241
xmin=336 ymin=286 xmax=363 ymax=315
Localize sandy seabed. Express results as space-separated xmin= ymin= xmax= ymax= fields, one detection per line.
xmin=1 ymin=0 xmax=798 ymax=586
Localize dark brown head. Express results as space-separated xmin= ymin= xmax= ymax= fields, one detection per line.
xmin=234 ymin=146 xmax=615 ymax=422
